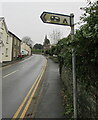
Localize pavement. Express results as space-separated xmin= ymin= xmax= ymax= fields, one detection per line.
xmin=34 ymin=58 xmax=65 ymax=118
xmin=1 ymin=55 xmax=30 ymax=68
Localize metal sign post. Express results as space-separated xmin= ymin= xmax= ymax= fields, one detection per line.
xmin=70 ymin=13 xmax=77 ymax=119
xmin=40 ymin=11 xmax=77 ymax=119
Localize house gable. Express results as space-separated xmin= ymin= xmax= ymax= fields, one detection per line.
xmin=0 ymin=17 xmax=8 ymax=34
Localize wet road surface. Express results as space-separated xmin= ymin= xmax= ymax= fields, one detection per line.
xmin=2 ymin=54 xmax=46 ymax=118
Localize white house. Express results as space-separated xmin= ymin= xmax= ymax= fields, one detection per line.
xmin=0 ymin=17 xmax=21 ymax=63
xmin=0 ymin=18 xmax=4 ymax=63
xmin=0 ymin=17 xmax=13 ymax=63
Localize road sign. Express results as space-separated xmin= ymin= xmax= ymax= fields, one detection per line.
xmin=40 ymin=12 xmax=71 ymax=26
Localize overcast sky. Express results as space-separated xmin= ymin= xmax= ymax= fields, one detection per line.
xmin=0 ymin=0 xmax=96 ymax=44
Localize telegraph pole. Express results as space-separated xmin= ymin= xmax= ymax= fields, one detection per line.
xmin=70 ymin=13 xmax=77 ymax=119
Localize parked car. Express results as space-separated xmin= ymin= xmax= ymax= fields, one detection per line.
xmin=17 ymin=53 xmax=23 ymax=59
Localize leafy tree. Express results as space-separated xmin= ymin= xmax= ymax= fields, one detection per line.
xmin=22 ymin=36 xmax=33 ymax=48
xmin=33 ymin=43 xmax=43 ymax=49
xmin=74 ymin=1 xmax=98 ymax=88
xmin=46 ymin=1 xmax=98 ymax=118
xmin=49 ymin=29 xmax=63 ymax=44
xmin=48 ymin=1 xmax=98 ymax=88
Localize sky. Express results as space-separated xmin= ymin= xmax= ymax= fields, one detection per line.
xmin=0 ymin=0 xmax=96 ymax=45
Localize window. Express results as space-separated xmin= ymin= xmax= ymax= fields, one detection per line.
xmin=5 ymin=48 xmax=8 ymax=57
xmin=6 ymin=36 xmax=9 ymax=44
xmin=18 ymin=40 xmax=20 ymax=46
xmin=14 ymin=38 xmax=16 ymax=45
xmin=13 ymin=48 xmax=16 ymax=57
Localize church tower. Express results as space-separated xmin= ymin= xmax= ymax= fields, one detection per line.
xmin=43 ymin=35 xmax=50 ymax=50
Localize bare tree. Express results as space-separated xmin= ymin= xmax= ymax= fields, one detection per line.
xmin=22 ymin=36 xmax=33 ymax=48
xmin=49 ymin=29 xmax=63 ymax=44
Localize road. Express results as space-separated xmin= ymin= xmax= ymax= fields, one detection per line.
xmin=2 ymin=54 xmax=46 ymax=118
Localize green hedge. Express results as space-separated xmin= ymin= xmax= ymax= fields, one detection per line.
xmin=46 ymin=1 xmax=98 ymax=118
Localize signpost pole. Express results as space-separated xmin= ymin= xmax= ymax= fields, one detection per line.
xmin=70 ymin=13 xmax=77 ymax=119
xmin=40 ymin=11 xmax=77 ymax=119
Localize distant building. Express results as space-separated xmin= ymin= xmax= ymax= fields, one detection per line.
xmin=0 ymin=17 xmax=21 ymax=63
xmin=43 ymin=35 xmax=50 ymax=50
xmin=21 ymin=42 xmax=32 ymax=56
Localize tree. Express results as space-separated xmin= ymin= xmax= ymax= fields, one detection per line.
xmin=49 ymin=29 xmax=63 ymax=44
xmin=33 ymin=43 xmax=43 ymax=49
xmin=48 ymin=1 xmax=98 ymax=118
xmin=22 ymin=36 xmax=33 ymax=48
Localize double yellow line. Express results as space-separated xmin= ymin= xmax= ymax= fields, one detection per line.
xmin=12 ymin=60 xmax=47 ymax=119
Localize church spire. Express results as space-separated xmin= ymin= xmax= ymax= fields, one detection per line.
xmin=45 ymin=35 xmax=47 ymax=40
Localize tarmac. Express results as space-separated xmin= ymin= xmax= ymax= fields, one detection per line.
xmin=1 ymin=55 xmax=66 ymax=118
xmin=34 ymin=58 xmax=65 ymax=118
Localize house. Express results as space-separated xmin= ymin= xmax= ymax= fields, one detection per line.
xmin=0 ymin=17 xmax=21 ymax=63
xmin=21 ymin=42 xmax=32 ymax=56
xmin=0 ymin=17 xmax=12 ymax=63
xmin=8 ymin=31 xmax=21 ymax=60
xmin=0 ymin=18 xmax=4 ymax=63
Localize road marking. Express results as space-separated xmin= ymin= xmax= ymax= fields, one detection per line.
xmin=12 ymin=70 xmax=41 ymax=119
xmin=12 ymin=59 xmax=47 ymax=119
xmin=12 ymin=60 xmax=47 ymax=120
xmin=3 ymin=70 xmax=19 ymax=78
xmin=20 ymin=65 xmax=46 ymax=118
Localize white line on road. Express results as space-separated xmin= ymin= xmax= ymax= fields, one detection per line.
xmin=3 ymin=70 xmax=19 ymax=78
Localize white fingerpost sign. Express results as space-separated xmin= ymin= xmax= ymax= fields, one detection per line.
xmin=40 ymin=11 xmax=71 ymax=26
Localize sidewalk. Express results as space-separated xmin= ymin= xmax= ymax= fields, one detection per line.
xmin=1 ymin=56 xmax=31 ymax=67
xmin=34 ymin=58 xmax=65 ymax=118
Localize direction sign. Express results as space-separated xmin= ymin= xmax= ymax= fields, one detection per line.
xmin=40 ymin=11 xmax=71 ymax=26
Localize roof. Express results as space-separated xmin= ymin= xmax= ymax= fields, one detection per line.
xmin=0 ymin=17 xmax=8 ymax=33
xmin=8 ymin=31 xmax=22 ymax=42
xmin=0 ymin=17 xmax=21 ymax=42
xmin=0 ymin=17 xmax=5 ymax=21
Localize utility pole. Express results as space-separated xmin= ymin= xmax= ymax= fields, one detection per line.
xmin=70 ymin=13 xmax=77 ymax=119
